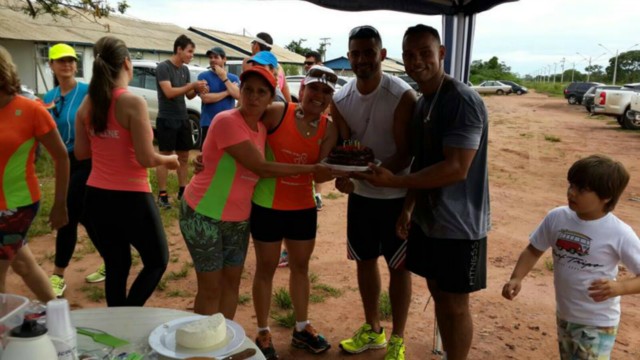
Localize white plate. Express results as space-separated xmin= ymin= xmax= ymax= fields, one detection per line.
xmin=320 ymin=158 xmax=381 ymax=172
xmin=148 ymin=315 xmax=245 ymax=359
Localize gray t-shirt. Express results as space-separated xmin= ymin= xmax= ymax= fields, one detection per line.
xmin=410 ymin=77 xmax=491 ymax=240
xmin=156 ymin=59 xmax=190 ymax=121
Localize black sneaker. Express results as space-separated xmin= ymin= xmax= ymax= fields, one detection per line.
xmin=158 ymin=194 xmax=171 ymax=209
xmin=256 ymin=330 xmax=279 ymax=360
xmin=292 ymin=324 xmax=331 ymax=354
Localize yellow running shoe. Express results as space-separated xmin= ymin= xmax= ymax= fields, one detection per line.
xmin=339 ymin=323 xmax=387 ymax=354
xmin=384 ymin=334 xmax=406 ymax=360
xmin=85 ymin=264 xmax=106 ymax=283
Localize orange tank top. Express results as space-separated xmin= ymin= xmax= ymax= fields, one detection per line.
xmin=86 ymin=88 xmax=151 ymax=192
xmin=252 ymin=104 xmax=327 ymax=210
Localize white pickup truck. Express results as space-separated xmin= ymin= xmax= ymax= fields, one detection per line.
xmin=626 ymin=92 xmax=640 ymax=130
xmin=592 ymin=83 xmax=640 ymax=129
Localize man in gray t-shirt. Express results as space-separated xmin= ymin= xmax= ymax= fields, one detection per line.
xmin=155 ymin=34 xmax=208 ymax=208
xmin=357 ymin=25 xmax=490 ymax=360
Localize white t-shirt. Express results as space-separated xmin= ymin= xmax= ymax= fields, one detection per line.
xmin=530 ymin=206 xmax=640 ymax=327
xmin=333 ymin=74 xmax=412 ymax=199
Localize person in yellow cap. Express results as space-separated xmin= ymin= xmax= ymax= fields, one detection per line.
xmin=43 ymin=43 xmax=105 ymax=297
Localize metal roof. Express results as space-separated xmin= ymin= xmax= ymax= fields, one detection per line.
xmin=0 ymin=1 xmax=245 ymax=58
xmin=189 ymin=26 xmax=305 ymax=65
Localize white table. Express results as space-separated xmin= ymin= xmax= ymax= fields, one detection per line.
xmin=71 ymin=307 xmax=264 ymax=360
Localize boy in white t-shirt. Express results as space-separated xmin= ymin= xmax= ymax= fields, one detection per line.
xmin=502 ymin=155 xmax=640 ymax=359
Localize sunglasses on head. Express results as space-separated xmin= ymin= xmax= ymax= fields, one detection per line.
xmin=349 ymin=25 xmax=380 ymax=40
xmin=308 ymin=68 xmax=338 ymax=84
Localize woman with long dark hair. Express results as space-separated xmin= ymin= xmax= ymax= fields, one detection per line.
xmin=43 ymin=43 xmax=104 ymax=297
xmin=0 ymin=45 xmax=69 ymax=301
xmin=75 ymin=36 xmax=179 ymax=306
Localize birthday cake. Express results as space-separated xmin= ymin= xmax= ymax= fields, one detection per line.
xmin=327 ymin=141 xmax=375 ymax=167
xmin=175 ymin=313 xmax=226 ymax=349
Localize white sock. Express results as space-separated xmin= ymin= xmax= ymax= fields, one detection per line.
xmin=295 ymin=320 xmax=309 ymax=332
xmin=257 ymin=326 xmax=270 ymax=333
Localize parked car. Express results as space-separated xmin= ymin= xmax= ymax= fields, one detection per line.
xmin=626 ymin=91 xmax=640 ymax=130
xmin=285 ymin=74 xmax=350 ymax=102
xmin=593 ymin=83 xmax=640 ymax=129
xmin=398 ymin=74 xmax=420 ymax=93
xmin=582 ymin=85 xmax=621 ymax=113
xmin=129 ymin=60 xmax=207 ymax=147
xmin=498 ymin=80 xmax=528 ymax=95
xmin=470 ymin=81 xmax=512 ymax=95
xmin=563 ymin=82 xmax=602 ymax=105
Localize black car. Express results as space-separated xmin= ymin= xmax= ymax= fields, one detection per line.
xmin=498 ymin=80 xmax=528 ymax=95
xmin=563 ymin=82 xmax=603 ymax=105
xmin=582 ymin=85 xmax=622 ymax=113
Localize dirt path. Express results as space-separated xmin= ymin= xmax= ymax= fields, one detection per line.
xmin=7 ymin=91 xmax=640 ymax=359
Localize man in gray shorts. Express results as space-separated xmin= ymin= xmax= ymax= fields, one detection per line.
xmin=156 ymin=34 xmax=208 ymax=208
xmin=331 ymin=25 xmax=416 ymax=360
xmin=357 ymin=24 xmax=490 ymax=360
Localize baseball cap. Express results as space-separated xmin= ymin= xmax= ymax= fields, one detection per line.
xmin=304 ymin=65 xmax=338 ymax=91
xmin=248 ymin=51 xmax=278 ymax=68
xmin=49 ymin=43 xmax=78 ymax=61
xmin=251 ymin=33 xmax=273 ymax=49
xmin=206 ymin=46 xmax=226 ymax=58
xmin=240 ymin=66 xmax=277 ymax=91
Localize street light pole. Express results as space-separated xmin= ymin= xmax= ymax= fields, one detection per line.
xmin=598 ymin=43 xmax=640 ymax=85
xmin=553 ymin=63 xmax=557 ymax=83
xmin=560 ymin=57 xmax=566 ymax=83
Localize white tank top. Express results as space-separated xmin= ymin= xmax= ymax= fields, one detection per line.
xmin=333 ymin=73 xmax=411 ymax=199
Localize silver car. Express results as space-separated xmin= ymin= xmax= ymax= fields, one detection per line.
xmin=129 ymin=60 xmax=207 ymax=147
xmin=471 ymin=80 xmax=512 ymax=95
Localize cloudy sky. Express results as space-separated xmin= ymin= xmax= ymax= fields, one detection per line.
xmin=126 ymin=0 xmax=638 ymax=77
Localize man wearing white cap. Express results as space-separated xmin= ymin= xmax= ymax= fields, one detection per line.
xmin=242 ymin=32 xmax=292 ymax=102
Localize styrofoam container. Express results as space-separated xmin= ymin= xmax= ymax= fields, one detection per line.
xmin=0 ymin=294 xmax=30 ymax=351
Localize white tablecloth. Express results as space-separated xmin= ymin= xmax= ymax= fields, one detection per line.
xmin=71 ymin=307 xmax=264 ymax=360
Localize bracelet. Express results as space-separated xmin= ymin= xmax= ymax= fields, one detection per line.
xmin=223 ymin=78 xmax=229 ymax=83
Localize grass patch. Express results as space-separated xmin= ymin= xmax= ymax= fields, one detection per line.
xmin=312 ymin=283 xmax=342 ymax=297
xmin=238 ymin=293 xmax=251 ymax=305
xmin=273 ymin=287 xmax=293 ymax=310
xmin=166 ymin=262 xmax=192 ymax=280
xmin=309 ymin=272 xmax=319 ymax=284
xmin=167 ymin=289 xmax=191 ymax=297
xmin=543 ymin=134 xmax=561 ymax=143
xmin=544 ymin=257 xmax=554 ymax=271
xmin=324 ymin=192 xmax=344 ymax=200
xmin=309 ymin=294 xmax=325 ymax=304
xmin=80 ymin=285 xmax=105 ymax=302
xmin=271 ymin=311 xmax=296 ymax=328
xmin=379 ymin=291 xmax=392 ymax=320
xmin=157 ymin=277 xmax=168 ymax=291
xmin=170 ymin=256 xmax=180 ymax=263
xmin=519 ymin=133 xmax=533 ymax=139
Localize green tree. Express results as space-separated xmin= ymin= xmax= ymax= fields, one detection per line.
xmin=469 ymin=56 xmax=515 ymax=84
xmin=603 ymin=50 xmax=640 ymax=84
xmin=14 ymin=0 xmax=128 ymax=18
xmin=284 ymin=39 xmax=312 ymax=56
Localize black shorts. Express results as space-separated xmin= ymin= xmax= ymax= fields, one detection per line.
xmin=200 ymin=126 xmax=210 ymax=150
xmin=156 ymin=117 xmax=192 ymax=152
xmin=407 ymin=223 xmax=487 ymax=293
xmin=250 ymin=203 xmax=317 ymax=242
xmin=347 ymin=194 xmax=407 ymax=269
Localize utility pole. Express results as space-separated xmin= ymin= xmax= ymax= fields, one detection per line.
xmin=598 ymin=43 xmax=640 ymax=85
xmin=571 ymin=62 xmax=575 ymax=82
xmin=560 ymin=57 xmax=566 ymax=83
xmin=319 ymin=37 xmax=331 ymax=62
xmin=553 ymin=63 xmax=557 ymax=83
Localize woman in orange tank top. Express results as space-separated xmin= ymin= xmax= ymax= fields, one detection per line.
xmin=250 ymin=66 xmax=339 ymax=358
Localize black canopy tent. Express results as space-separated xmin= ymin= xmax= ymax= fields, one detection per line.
xmin=302 ymin=0 xmax=518 ymax=84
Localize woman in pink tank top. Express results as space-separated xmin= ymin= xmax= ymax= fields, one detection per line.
xmin=75 ymin=36 xmax=179 ymax=307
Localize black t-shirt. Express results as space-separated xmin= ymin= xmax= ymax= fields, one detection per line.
xmin=156 ymin=59 xmax=190 ymax=121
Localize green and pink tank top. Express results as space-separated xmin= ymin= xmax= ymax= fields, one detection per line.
xmin=0 ymin=96 xmax=56 ymax=210
xmin=184 ymin=109 xmax=267 ymax=221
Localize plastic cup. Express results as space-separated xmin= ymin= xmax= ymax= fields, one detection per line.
xmin=46 ymin=299 xmax=77 ymax=360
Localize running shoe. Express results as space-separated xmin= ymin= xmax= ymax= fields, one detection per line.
xmin=384 ymin=334 xmax=406 ymax=360
xmin=292 ymin=324 xmax=331 ymax=354
xmin=339 ymin=323 xmax=387 ymax=354
xmin=255 ymin=330 xmax=279 ymax=360
xmin=85 ymin=264 xmax=106 ymax=283
xmin=277 ymin=250 xmax=289 ymax=268
xmin=49 ymin=275 xmax=66 ymax=298
xmin=315 ymin=194 xmax=323 ymax=211
xmin=158 ymin=194 xmax=171 ymax=209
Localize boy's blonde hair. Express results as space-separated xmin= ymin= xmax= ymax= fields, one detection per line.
xmin=567 ymin=154 xmax=629 ymax=212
